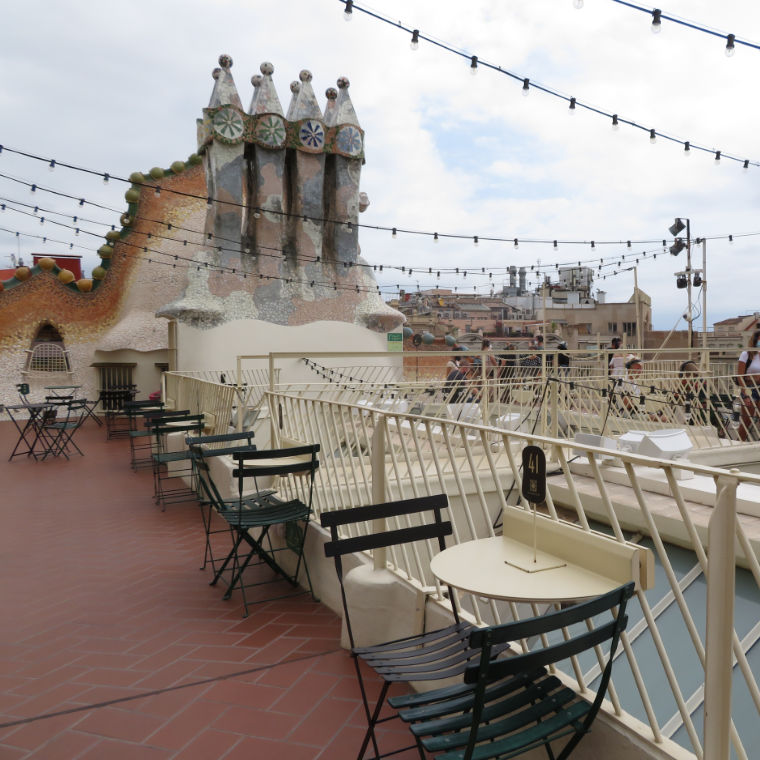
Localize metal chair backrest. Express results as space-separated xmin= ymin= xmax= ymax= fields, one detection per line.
xmin=458 ymin=582 xmax=635 ymax=760
xmin=186 ymin=431 xmax=256 ymax=450
xmin=189 ymin=442 xmax=259 ymax=510
xmin=232 ymin=444 xmax=320 ymax=510
xmin=321 ymin=494 xmax=461 ymax=639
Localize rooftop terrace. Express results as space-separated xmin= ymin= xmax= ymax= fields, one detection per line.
xmin=0 ymin=420 xmax=419 ymax=760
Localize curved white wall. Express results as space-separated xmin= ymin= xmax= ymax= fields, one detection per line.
xmin=176 ymin=318 xmax=400 ymax=382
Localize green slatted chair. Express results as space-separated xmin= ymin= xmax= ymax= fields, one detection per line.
xmin=186 ymin=431 xmax=261 ymax=571
xmin=129 ymin=406 xmax=184 ymax=470
xmin=38 ymin=398 xmax=88 ymax=460
xmin=210 ymin=445 xmax=320 ymax=617
xmin=395 ymin=582 xmax=634 ymax=760
xmin=150 ymin=414 xmax=204 ymax=509
xmin=321 ymin=495 xmax=510 ymax=760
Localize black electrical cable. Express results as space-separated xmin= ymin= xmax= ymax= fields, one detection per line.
xmin=339 ymin=0 xmax=758 ymax=168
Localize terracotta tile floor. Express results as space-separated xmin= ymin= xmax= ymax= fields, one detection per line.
xmin=0 ymin=419 xmax=422 ymax=759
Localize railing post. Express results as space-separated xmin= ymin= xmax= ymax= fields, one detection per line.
xmin=481 ymin=350 xmax=489 ymax=422
xmin=541 ymin=351 xmax=548 ymax=437
xmin=550 ymin=376 xmax=558 ymax=439
xmin=371 ymin=416 xmax=387 ymax=571
xmin=704 ymin=470 xmax=738 ymax=760
xmin=268 ymin=352 xmax=276 ymax=447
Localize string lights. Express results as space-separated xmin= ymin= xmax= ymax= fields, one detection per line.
xmin=337 ymin=0 xmax=759 ymax=169
xmin=606 ymin=1 xmax=759 ymax=55
xmin=0 ymin=164 xmax=678 ymax=252
xmin=0 ymin=151 xmax=756 ymax=292
xmin=0 ymin=145 xmax=753 ymax=252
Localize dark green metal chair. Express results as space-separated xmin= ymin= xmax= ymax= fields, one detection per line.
xmin=209 ymin=444 xmax=320 ymax=617
xmin=38 ymin=398 xmax=88 ymax=460
xmin=150 ymin=414 xmax=204 ymax=509
xmin=394 ymin=582 xmax=635 ymax=760
xmin=186 ymin=431 xmax=261 ymax=571
xmin=124 ymin=402 xmax=168 ymax=468
xmin=321 ymin=494 xmax=506 ymax=760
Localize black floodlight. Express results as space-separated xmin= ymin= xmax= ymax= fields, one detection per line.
xmin=669 ymin=218 xmax=686 ymax=236
xmin=676 ymin=274 xmax=688 ymax=289
xmin=669 ymin=238 xmax=686 ymax=255
xmin=693 ymin=272 xmax=703 ymax=287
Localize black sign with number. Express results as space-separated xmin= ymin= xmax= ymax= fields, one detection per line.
xmin=521 ymin=445 xmax=546 ymax=503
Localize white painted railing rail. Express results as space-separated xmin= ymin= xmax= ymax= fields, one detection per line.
xmin=268 ymin=388 xmax=760 ymax=760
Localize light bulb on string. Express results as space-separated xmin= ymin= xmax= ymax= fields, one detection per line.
xmin=473 ymin=236 xmax=478 ymax=246
xmin=684 ymin=141 xmax=691 ymax=157
xmin=410 ymin=29 xmax=419 ymax=50
xmin=651 ymin=9 xmax=662 ymax=33
xmin=649 ymin=129 xmax=656 ymax=144
xmin=612 ymin=114 xmax=619 ymax=130
xmin=726 ymin=34 xmax=735 ymax=57
xmin=573 ymin=0 xmax=584 ymax=8
xmin=714 ymin=150 xmax=721 ymax=164
xmin=522 ymin=78 xmax=529 ymax=97
xmin=568 ymin=97 xmax=576 ymax=115
xmin=433 ymin=232 xmax=439 ymax=243
xmin=102 ymin=173 xmax=110 ymax=185
xmin=743 ymin=160 xmax=750 ymax=170
xmin=343 ymin=0 xmax=353 ymax=21
xmin=513 ymin=238 xmax=519 ymax=248
xmin=48 ymin=159 xmax=56 ymax=172
xmin=392 ymin=227 xmax=397 ymax=238
xmin=470 ymin=55 xmax=478 ymax=75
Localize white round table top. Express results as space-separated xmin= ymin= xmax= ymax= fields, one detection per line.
xmin=430 ymin=536 xmax=620 ymax=604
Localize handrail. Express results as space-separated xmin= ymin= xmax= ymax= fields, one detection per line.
xmin=267 ymin=387 xmax=758 ymax=760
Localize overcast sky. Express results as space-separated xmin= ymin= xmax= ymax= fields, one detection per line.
xmin=1 ymin=0 xmax=759 ymax=329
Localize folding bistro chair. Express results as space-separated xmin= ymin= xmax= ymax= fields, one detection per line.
xmin=38 ymin=398 xmax=88 ymax=460
xmin=186 ymin=431 xmax=259 ymax=571
xmin=129 ymin=407 xmax=183 ymax=471
xmin=396 ymin=582 xmax=635 ymax=760
xmin=5 ymin=402 xmax=54 ymax=460
xmin=210 ymin=444 xmax=320 ymax=617
xmin=321 ymin=494 xmax=505 ymax=760
xmin=151 ymin=414 xmax=205 ymax=509
xmin=103 ymin=388 xmax=141 ymax=439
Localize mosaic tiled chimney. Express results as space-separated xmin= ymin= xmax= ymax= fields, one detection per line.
xmin=159 ymin=55 xmax=401 ymax=332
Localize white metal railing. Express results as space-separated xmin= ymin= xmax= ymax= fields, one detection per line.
xmin=163 ymin=374 xmax=236 ymax=435
xmin=269 ymin=388 xmax=760 ymax=760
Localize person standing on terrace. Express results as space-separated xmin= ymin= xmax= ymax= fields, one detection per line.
xmin=737 ymin=329 xmax=760 ymax=441
xmin=608 ymin=336 xmax=625 ymax=377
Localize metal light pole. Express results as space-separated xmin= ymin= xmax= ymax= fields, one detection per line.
xmin=701 ymin=238 xmax=708 ymax=369
xmin=686 ymin=219 xmax=693 ymax=355
xmin=669 ymin=217 xmax=692 ymax=356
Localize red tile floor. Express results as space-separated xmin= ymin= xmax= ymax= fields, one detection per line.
xmin=0 ymin=418 xmax=422 ymax=759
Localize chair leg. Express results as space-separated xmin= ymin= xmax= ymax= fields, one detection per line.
xmin=211 ymin=528 xmax=246 ymax=588
xmin=355 ymin=671 xmax=388 ymax=760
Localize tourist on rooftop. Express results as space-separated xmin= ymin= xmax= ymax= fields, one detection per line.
xmin=736 ymin=329 xmax=760 ymax=441
xmin=608 ymin=336 xmax=625 ymax=377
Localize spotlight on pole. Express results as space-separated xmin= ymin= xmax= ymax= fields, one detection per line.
xmin=670 ymin=238 xmax=686 ymax=255
xmin=669 ymin=218 xmax=686 ymax=236
xmin=676 ymin=274 xmax=688 ymax=289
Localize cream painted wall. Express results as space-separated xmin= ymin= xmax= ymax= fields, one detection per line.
xmin=175 ymin=319 xmax=402 ymax=384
